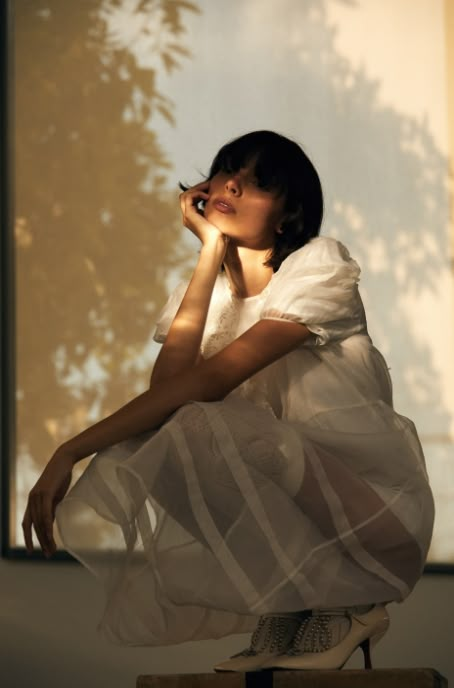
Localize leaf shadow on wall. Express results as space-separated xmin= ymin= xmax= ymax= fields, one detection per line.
xmin=14 ymin=0 xmax=200 ymax=549
xmin=274 ymin=0 xmax=451 ymax=561
xmin=13 ymin=0 xmax=451 ymax=560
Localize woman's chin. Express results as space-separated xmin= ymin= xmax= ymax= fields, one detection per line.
xmin=205 ymin=213 xmax=237 ymax=236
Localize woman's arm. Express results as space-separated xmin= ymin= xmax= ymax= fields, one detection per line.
xmin=150 ymin=182 xmax=227 ymax=385
xmin=150 ymin=235 xmax=225 ymax=385
xmin=23 ymin=318 xmax=310 ymax=556
xmin=69 ymin=318 xmax=310 ymax=461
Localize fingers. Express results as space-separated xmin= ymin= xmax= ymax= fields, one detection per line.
xmin=179 ymin=188 xmax=212 ymax=233
xmin=186 ymin=180 xmax=210 ymax=191
xmin=29 ymin=493 xmax=45 ymax=554
xmin=179 ymin=181 xmax=210 ymax=199
xmin=179 ymin=181 xmax=210 ymax=204
xmin=23 ymin=491 xmax=56 ymax=558
xmin=21 ymin=504 xmax=34 ymax=554
xmin=178 ymin=181 xmax=225 ymax=243
xmin=179 ymin=187 xmax=209 ymax=215
xmin=43 ymin=495 xmax=57 ymax=555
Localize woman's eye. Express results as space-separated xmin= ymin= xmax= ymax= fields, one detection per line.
xmin=252 ymin=179 xmax=271 ymax=191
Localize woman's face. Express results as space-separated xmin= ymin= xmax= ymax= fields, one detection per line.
xmin=203 ymin=164 xmax=285 ymax=249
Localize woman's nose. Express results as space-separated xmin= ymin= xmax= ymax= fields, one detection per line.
xmin=225 ymin=175 xmax=241 ymax=195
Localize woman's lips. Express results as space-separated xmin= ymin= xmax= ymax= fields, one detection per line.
xmin=213 ymin=199 xmax=236 ymax=214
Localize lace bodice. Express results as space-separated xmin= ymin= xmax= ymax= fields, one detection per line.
xmin=153 ymin=237 xmax=369 ymax=415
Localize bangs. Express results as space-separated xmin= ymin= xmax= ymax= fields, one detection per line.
xmin=208 ymin=132 xmax=295 ymax=195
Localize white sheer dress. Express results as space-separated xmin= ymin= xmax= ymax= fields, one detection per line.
xmin=56 ymin=236 xmax=435 ymax=646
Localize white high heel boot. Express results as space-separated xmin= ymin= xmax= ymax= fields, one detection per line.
xmin=214 ymin=612 xmax=308 ymax=673
xmin=263 ymin=604 xmax=389 ymax=671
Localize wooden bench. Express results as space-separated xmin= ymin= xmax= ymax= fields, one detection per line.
xmin=137 ymin=668 xmax=448 ymax=688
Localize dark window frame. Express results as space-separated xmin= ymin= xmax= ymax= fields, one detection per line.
xmin=0 ymin=1 xmax=72 ymax=562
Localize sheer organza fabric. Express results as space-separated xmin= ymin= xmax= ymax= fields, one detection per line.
xmin=56 ymin=237 xmax=434 ymax=646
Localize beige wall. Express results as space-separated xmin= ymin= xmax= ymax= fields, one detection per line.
xmin=11 ymin=0 xmax=454 ymax=563
xmin=2 ymin=1 xmax=454 ymax=687
xmin=446 ymin=0 xmax=454 ymax=254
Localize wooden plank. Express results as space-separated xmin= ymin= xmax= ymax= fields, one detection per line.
xmin=137 ymin=674 xmax=244 ymax=688
xmin=137 ymin=668 xmax=448 ymax=688
xmin=273 ymin=668 xmax=448 ymax=688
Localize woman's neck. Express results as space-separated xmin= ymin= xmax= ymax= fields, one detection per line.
xmin=223 ymin=244 xmax=274 ymax=298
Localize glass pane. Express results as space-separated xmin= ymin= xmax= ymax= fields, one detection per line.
xmin=11 ymin=0 xmax=454 ymax=565
xmin=13 ymin=0 xmax=197 ymax=551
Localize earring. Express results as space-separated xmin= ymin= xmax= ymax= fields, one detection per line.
xmin=276 ymin=226 xmax=284 ymax=234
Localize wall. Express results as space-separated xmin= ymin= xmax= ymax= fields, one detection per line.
xmin=1 ymin=559 xmax=453 ymax=688
xmin=11 ymin=0 xmax=454 ymax=564
xmin=2 ymin=2 xmax=454 ymax=688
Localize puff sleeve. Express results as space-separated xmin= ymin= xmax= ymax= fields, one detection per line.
xmin=153 ymin=281 xmax=188 ymax=343
xmin=260 ymin=237 xmax=366 ymax=345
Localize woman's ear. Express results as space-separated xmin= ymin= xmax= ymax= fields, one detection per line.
xmin=276 ymin=213 xmax=288 ymax=234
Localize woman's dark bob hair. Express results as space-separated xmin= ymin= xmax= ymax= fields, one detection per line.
xmin=183 ymin=130 xmax=324 ymax=271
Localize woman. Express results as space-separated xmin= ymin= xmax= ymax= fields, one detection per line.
xmin=23 ymin=130 xmax=434 ymax=672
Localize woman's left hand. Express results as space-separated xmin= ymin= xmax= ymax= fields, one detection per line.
xmin=22 ymin=447 xmax=76 ymax=558
xmin=179 ymin=181 xmax=227 ymax=248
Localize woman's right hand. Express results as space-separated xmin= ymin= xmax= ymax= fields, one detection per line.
xmin=22 ymin=448 xmax=75 ymax=558
xmin=179 ymin=181 xmax=227 ymax=248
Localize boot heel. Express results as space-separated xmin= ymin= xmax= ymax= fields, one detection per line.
xmin=360 ymin=637 xmax=372 ymax=669
xmin=360 ymin=629 xmax=388 ymax=669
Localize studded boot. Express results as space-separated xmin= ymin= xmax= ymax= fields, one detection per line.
xmin=214 ymin=612 xmax=308 ymax=672
xmin=263 ymin=604 xmax=389 ymax=671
